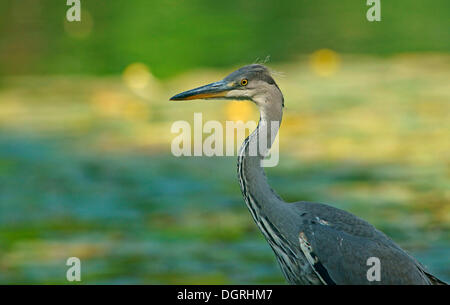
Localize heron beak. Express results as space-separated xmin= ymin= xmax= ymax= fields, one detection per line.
xmin=170 ymin=80 xmax=232 ymax=101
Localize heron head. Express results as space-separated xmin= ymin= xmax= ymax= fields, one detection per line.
xmin=170 ymin=64 xmax=283 ymax=108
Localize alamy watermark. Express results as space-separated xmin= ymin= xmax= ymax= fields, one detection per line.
xmin=366 ymin=257 xmax=381 ymax=282
xmin=366 ymin=0 xmax=381 ymax=22
xmin=66 ymin=257 xmax=81 ymax=282
xmin=66 ymin=0 xmax=81 ymax=22
xmin=170 ymin=113 xmax=279 ymax=167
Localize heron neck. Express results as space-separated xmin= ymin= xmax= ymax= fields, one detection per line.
xmin=238 ymin=102 xmax=284 ymax=219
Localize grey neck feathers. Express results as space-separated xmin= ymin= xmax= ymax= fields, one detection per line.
xmin=237 ymin=97 xmax=284 ymax=220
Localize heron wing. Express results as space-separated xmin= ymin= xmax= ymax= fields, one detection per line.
xmin=293 ymin=201 xmax=432 ymax=284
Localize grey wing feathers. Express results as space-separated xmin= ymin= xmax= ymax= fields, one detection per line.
xmin=292 ymin=201 xmax=439 ymax=285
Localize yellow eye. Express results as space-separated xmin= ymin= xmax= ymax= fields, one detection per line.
xmin=240 ymin=79 xmax=248 ymax=86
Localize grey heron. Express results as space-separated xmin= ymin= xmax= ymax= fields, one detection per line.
xmin=170 ymin=64 xmax=446 ymax=285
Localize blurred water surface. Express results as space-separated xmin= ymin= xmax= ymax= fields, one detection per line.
xmin=0 ymin=55 xmax=449 ymax=284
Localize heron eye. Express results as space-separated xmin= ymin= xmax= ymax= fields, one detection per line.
xmin=240 ymin=79 xmax=248 ymax=86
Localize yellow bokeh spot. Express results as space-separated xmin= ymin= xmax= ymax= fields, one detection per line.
xmin=122 ymin=101 xmax=149 ymax=121
xmin=122 ymin=63 xmax=153 ymax=90
xmin=225 ymin=101 xmax=253 ymax=122
xmin=91 ymin=90 xmax=149 ymax=121
xmin=91 ymin=91 xmax=125 ymax=117
xmin=309 ymin=49 xmax=340 ymax=77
